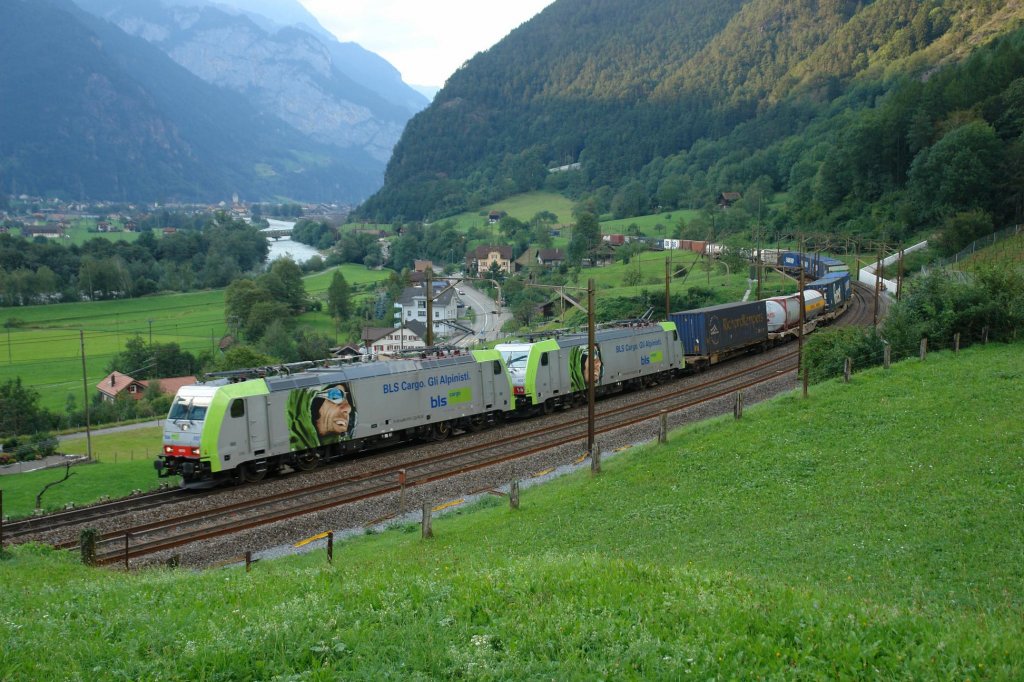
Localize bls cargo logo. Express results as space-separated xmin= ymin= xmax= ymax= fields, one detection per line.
xmin=640 ymin=350 xmax=664 ymax=365
xmin=430 ymin=388 xmax=472 ymax=409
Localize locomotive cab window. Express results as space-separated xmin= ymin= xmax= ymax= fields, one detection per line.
xmin=230 ymin=399 xmax=245 ymax=418
xmin=541 ymin=352 xmax=549 ymax=366
xmin=493 ymin=360 xmax=502 ymax=375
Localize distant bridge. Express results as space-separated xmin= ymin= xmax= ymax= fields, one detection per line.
xmin=262 ymin=229 xmax=291 ymax=240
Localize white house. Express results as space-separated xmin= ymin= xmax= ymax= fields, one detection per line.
xmin=394 ymin=285 xmax=462 ymax=339
xmin=362 ymin=321 xmax=428 ymax=356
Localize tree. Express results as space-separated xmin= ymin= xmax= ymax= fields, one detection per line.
xmin=208 ymin=345 xmax=277 ymax=373
xmin=264 ymin=257 xmax=308 ymax=313
xmin=0 ymin=378 xmax=50 ymax=437
xmin=327 ymin=270 xmax=353 ymax=320
xmin=568 ymin=212 xmax=601 ymax=267
xmin=259 ymin=320 xmax=299 ymax=362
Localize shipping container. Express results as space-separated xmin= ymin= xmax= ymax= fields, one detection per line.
xmin=806 ymin=272 xmax=852 ymax=311
xmin=669 ymin=300 xmax=767 ymax=357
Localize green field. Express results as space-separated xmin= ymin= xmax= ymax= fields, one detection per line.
xmin=0 ymin=264 xmax=391 ymax=412
xmin=0 ymin=342 xmax=1020 ymax=679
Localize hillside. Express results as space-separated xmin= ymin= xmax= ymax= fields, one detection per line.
xmin=1 ymin=342 xmax=1020 ymax=678
xmin=357 ymin=0 xmax=1024 ymax=244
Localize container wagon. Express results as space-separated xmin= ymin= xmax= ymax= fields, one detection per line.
xmin=669 ymin=301 xmax=768 ymax=369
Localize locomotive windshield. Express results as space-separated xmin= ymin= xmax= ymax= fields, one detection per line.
xmin=168 ymin=396 xmax=210 ymax=421
xmin=501 ymin=352 xmax=529 ymax=371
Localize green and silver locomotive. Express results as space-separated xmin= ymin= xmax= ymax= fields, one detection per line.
xmin=156 ymin=350 xmax=513 ymax=486
xmin=495 ymin=322 xmax=683 ymax=412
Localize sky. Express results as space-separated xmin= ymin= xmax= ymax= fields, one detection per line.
xmin=298 ymin=0 xmax=557 ymax=87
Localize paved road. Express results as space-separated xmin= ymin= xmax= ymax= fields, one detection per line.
xmin=56 ymin=419 xmax=164 ymax=443
xmin=456 ymin=284 xmax=511 ymax=344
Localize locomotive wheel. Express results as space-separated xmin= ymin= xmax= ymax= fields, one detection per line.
xmin=432 ymin=421 xmax=453 ymax=441
xmin=293 ymin=451 xmax=320 ymax=471
xmin=241 ymin=461 xmax=267 ymax=483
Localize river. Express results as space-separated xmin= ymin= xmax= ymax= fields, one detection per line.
xmin=262 ymin=218 xmax=322 ymax=265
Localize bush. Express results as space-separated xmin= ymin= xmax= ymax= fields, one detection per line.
xmin=804 ymin=327 xmax=886 ymax=384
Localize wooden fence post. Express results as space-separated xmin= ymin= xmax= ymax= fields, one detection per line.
xmin=327 ymin=532 xmax=334 ymax=563
xmin=954 ymin=333 xmax=961 ymax=354
xmin=245 ymin=551 xmax=252 ymax=573
xmin=421 ymin=502 xmax=433 ymax=539
xmin=883 ymin=343 xmax=891 ymax=369
xmin=844 ymin=357 xmax=852 ymax=383
xmin=733 ymin=392 xmax=743 ymax=419
xmin=659 ymin=411 xmax=668 ymax=443
xmin=919 ymin=337 xmax=928 ymax=361
xmin=80 ymin=528 xmax=98 ymax=566
xmin=123 ymin=533 xmax=131 ymax=570
xmin=398 ymin=469 xmax=406 ymax=515
xmin=510 ymin=480 xmax=520 ymax=510
xmin=590 ymin=440 xmax=601 ymax=476
xmin=982 ymin=326 xmax=989 ymax=344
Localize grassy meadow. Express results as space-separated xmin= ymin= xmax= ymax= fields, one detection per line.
xmin=1 ymin=341 xmax=1020 ymax=679
xmin=0 ymin=264 xmax=391 ymax=413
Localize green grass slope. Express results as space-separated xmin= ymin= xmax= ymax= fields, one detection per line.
xmin=1 ymin=342 xmax=1021 ymax=679
xmin=0 ymin=264 xmax=391 ymax=413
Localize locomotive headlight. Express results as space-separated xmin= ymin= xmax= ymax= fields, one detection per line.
xmin=164 ymin=445 xmax=173 ymax=454
xmin=181 ymin=423 xmax=190 ymax=431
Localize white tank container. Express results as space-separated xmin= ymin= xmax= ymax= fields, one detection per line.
xmin=765 ymin=290 xmax=824 ymax=332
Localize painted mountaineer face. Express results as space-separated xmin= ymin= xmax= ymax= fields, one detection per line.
xmin=584 ymin=350 xmax=603 ymax=386
xmin=313 ymin=385 xmax=352 ymax=437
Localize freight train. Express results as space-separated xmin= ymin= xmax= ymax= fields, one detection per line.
xmin=157 ymin=268 xmax=853 ymax=487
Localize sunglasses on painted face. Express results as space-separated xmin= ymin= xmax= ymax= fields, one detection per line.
xmin=316 ymin=386 xmax=347 ymax=404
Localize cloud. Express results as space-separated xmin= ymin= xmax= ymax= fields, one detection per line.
xmin=299 ymin=0 xmax=555 ymax=86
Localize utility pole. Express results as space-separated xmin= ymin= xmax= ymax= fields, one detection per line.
xmin=798 ymin=267 xmax=807 ymax=398
xmin=873 ymin=242 xmax=883 ymax=329
xmin=665 ymin=257 xmax=671 ymax=320
xmin=425 ymin=269 xmax=433 ymax=347
xmin=79 ymin=330 xmax=93 ymax=462
xmin=587 ymin=278 xmax=597 ymax=473
xmin=896 ymin=247 xmax=905 ymax=301
xmin=756 ymin=225 xmax=763 ymax=301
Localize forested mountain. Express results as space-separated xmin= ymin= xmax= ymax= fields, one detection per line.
xmin=0 ymin=0 xmax=419 ymax=203
xmin=357 ymin=0 xmax=1024 ymax=246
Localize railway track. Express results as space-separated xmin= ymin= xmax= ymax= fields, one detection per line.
xmin=2 ymin=487 xmax=193 ymax=542
xmin=56 ymin=350 xmax=800 ymax=566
